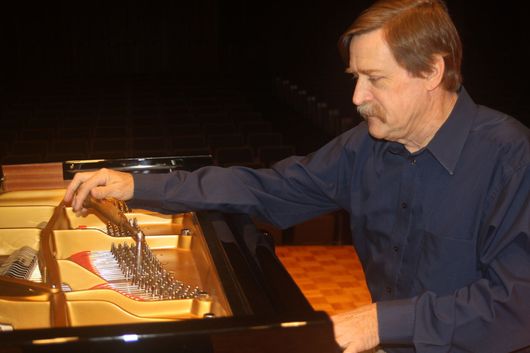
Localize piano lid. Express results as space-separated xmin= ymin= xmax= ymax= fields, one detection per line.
xmin=62 ymin=155 xmax=214 ymax=179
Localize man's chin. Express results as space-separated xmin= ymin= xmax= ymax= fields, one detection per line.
xmin=366 ymin=118 xmax=387 ymax=139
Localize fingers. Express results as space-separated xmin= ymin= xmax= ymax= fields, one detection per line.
xmin=90 ymin=185 xmax=109 ymax=200
xmin=331 ymin=311 xmax=355 ymax=349
xmin=64 ymin=169 xmax=110 ymax=212
xmin=63 ymin=168 xmax=134 ymax=214
xmin=64 ymin=171 xmax=95 ymax=203
xmin=73 ymin=175 xmax=105 ymax=212
xmin=330 ymin=304 xmax=379 ymax=353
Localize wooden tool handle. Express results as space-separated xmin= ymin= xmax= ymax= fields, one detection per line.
xmin=83 ymin=195 xmax=136 ymax=234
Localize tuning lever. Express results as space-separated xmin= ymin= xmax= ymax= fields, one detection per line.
xmin=82 ymin=195 xmax=137 ymax=238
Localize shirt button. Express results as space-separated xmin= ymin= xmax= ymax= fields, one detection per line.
xmin=400 ymin=202 xmax=408 ymax=209
xmin=410 ymin=158 xmax=417 ymax=165
xmin=393 ymin=246 xmax=399 ymax=253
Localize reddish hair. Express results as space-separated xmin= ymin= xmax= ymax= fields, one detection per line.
xmin=338 ymin=0 xmax=462 ymax=91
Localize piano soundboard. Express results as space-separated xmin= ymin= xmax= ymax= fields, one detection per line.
xmin=0 ymin=189 xmax=229 ymax=330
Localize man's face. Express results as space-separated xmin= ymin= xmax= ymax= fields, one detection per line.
xmin=348 ymin=29 xmax=431 ymax=143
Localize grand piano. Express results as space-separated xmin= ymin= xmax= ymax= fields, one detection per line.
xmin=0 ymin=156 xmax=340 ymax=353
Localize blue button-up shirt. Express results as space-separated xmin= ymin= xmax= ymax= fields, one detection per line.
xmin=133 ymin=88 xmax=530 ymax=352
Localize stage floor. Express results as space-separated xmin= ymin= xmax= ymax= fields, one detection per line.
xmin=276 ymin=245 xmax=372 ymax=316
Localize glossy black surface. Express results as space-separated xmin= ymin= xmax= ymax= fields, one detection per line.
xmin=62 ymin=155 xmax=214 ymax=179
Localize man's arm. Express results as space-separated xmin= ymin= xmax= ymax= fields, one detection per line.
xmin=121 ymin=128 xmax=364 ymax=228
xmin=129 ymin=159 xmax=344 ymax=229
xmin=63 ymin=126 xmax=364 ymax=227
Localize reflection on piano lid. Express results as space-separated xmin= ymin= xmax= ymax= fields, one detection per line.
xmin=62 ymin=155 xmax=214 ymax=179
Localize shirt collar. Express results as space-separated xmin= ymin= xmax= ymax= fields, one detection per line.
xmin=373 ymin=86 xmax=477 ymax=176
xmin=426 ymin=86 xmax=477 ymax=175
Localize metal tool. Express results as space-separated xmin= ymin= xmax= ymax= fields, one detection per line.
xmin=82 ymin=195 xmax=144 ymax=269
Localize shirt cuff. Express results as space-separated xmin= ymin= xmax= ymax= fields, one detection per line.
xmin=377 ymin=297 xmax=416 ymax=344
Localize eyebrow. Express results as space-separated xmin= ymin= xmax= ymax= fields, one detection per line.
xmin=345 ymin=68 xmax=384 ymax=76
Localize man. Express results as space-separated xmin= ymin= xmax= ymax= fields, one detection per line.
xmin=65 ymin=0 xmax=530 ymax=352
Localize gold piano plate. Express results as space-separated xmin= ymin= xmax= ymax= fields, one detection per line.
xmin=0 ymin=189 xmax=66 ymax=207
xmin=0 ymin=189 xmax=230 ymax=331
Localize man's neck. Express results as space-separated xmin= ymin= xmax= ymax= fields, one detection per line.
xmin=401 ymin=90 xmax=458 ymax=153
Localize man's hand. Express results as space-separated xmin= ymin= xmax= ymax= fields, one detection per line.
xmin=331 ymin=303 xmax=380 ymax=353
xmin=63 ymin=168 xmax=134 ymax=215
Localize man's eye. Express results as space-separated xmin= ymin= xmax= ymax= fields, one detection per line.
xmin=368 ymin=76 xmax=381 ymax=83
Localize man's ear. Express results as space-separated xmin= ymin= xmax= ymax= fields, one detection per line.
xmin=425 ymin=54 xmax=445 ymax=91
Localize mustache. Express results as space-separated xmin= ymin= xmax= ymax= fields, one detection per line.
xmin=357 ymin=103 xmax=384 ymax=119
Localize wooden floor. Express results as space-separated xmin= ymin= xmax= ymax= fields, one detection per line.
xmin=276 ymin=245 xmax=372 ymax=316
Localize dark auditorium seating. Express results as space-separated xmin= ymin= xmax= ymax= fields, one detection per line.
xmin=6 ymin=140 xmax=48 ymax=163
xmin=90 ymin=137 xmax=131 ymax=159
xmin=246 ymin=132 xmax=284 ymax=154
xmin=47 ymin=138 xmax=90 ymax=162
xmin=93 ymin=126 xmax=128 ymax=139
xmin=207 ymin=133 xmax=245 ymax=150
xmin=169 ymin=134 xmax=209 ymax=152
xmin=257 ymin=145 xmax=296 ymax=167
xmin=215 ymin=145 xmax=258 ymax=168
xmin=238 ymin=120 xmax=273 ymax=136
xmin=55 ymin=127 xmax=92 ymax=140
xmin=202 ymin=122 xmax=238 ymax=135
xmin=132 ymin=137 xmax=171 ymax=158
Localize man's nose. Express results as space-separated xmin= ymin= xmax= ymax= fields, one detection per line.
xmin=352 ymin=77 xmax=371 ymax=107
